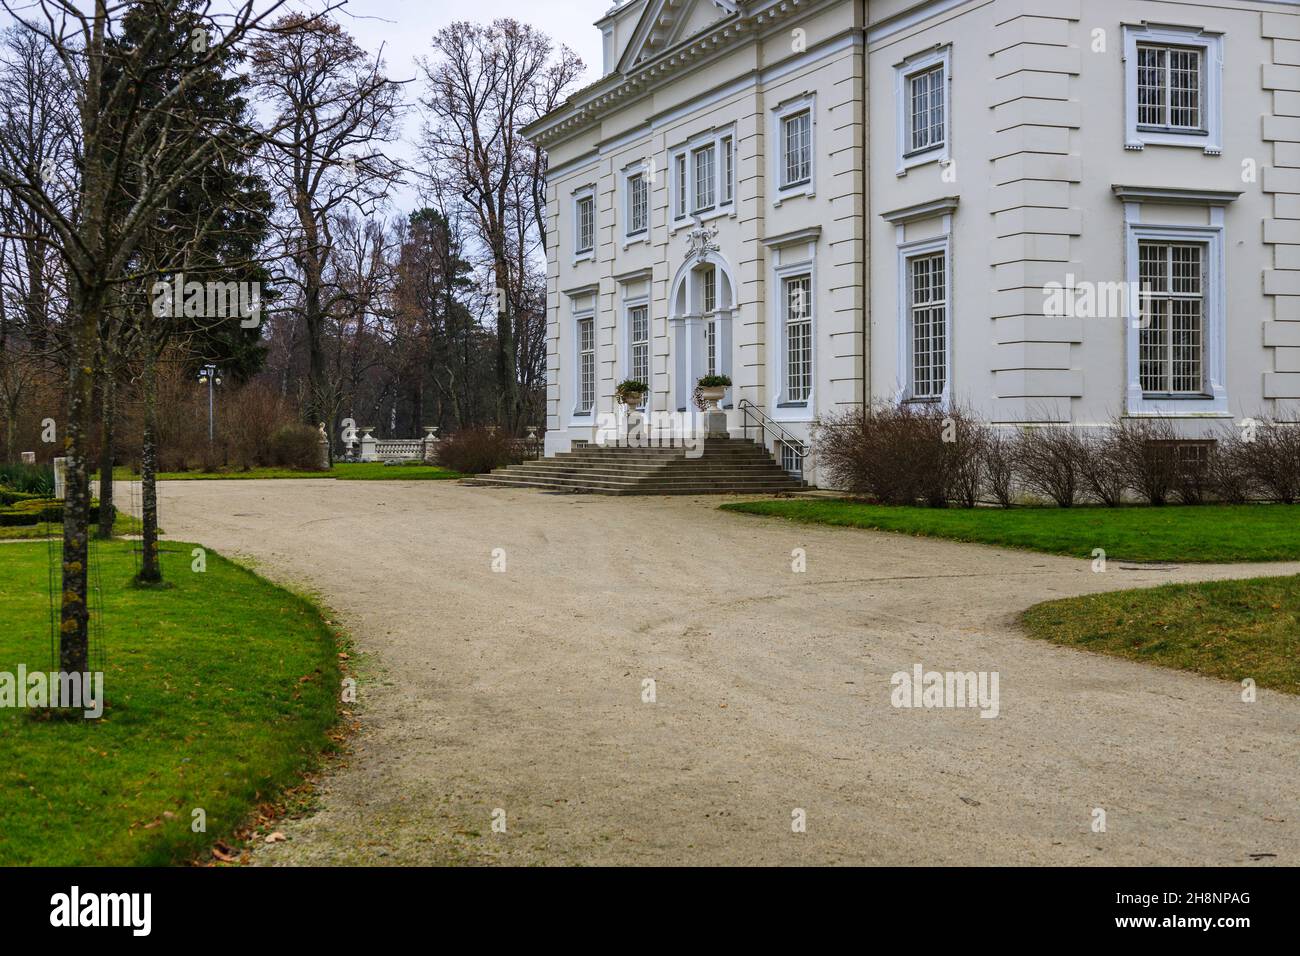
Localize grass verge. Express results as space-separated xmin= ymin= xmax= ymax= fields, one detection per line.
xmin=720 ymin=499 xmax=1300 ymax=563
xmin=1021 ymin=575 xmax=1300 ymax=694
xmin=0 ymin=539 xmax=342 ymax=865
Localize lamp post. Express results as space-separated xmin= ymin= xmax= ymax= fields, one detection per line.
xmin=197 ymin=363 xmax=222 ymax=444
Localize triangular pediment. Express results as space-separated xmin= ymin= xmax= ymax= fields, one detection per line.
xmin=616 ymin=0 xmax=739 ymax=74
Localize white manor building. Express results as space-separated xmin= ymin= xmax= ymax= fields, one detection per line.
xmin=522 ymin=0 xmax=1300 ymax=487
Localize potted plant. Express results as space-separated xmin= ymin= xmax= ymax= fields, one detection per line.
xmin=615 ymin=378 xmax=649 ymax=408
xmin=693 ymin=374 xmax=732 ymax=410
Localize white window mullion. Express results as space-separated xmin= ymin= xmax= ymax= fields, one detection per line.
xmin=907 ymin=251 xmax=948 ymax=400
xmin=782 ymin=274 xmax=812 ymax=403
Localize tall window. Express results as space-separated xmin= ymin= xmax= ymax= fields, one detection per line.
xmin=908 ymin=65 xmax=945 ymax=153
xmin=577 ymin=316 xmax=595 ymax=413
xmin=908 ymin=252 xmax=947 ymax=400
xmin=783 ymin=274 xmax=812 ymax=403
xmin=575 ymin=195 xmax=594 ymax=255
xmin=702 ymin=268 xmax=718 ymax=374
xmin=693 ymin=144 xmax=716 ymax=213
xmin=672 ymin=129 xmax=735 ymax=222
xmin=781 ymin=110 xmax=811 ymax=188
xmin=895 ymin=48 xmax=950 ymax=174
xmin=1137 ymin=44 xmax=1202 ymax=130
xmin=1138 ymin=241 xmax=1205 ymax=395
xmin=675 ymin=154 xmax=687 ymax=219
xmin=629 ymin=305 xmax=649 ymax=386
xmin=626 ymin=173 xmax=647 ymax=236
xmin=720 ymin=136 xmax=734 ymax=205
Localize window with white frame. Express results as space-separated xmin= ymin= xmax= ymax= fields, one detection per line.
xmin=1137 ymin=45 xmax=1202 ymax=131
xmin=771 ymin=95 xmax=815 ymax=202
xmin=894 ymin=47 xmax=950 ymax=175
xmin=781 ymin=109 xmax=811 ymax=188
xmin=671 ymin=128 xmax=735 ymax=225
xmin=576 ymin=314 xmax=595 ymax=414
xmin=780 ymin=440 xmax=805 ymax=478
xmin=692 ymin=143 xmax=716 ymax=213
xmin=625 ymin=171 xmax=648 ymax=238
xmin=783 ymin=274 xmax=812 ymax=403
xmin=700 ymin=266 xmax=719 ymax=375
xmin=1123 ymin=24 xmax=1221 ymax=153
xmin=629 ymin=304 xmax=649 ymax=386
xmin=908 ymin=66 xmax=945 ymax=153
xmin=675 ymin=154 xmax=687 ymax=219
xmin=574 ymin=192 xmax=595 ymax=257
xmin=1121 ymin=212 xmax=1226 ymax=416
xmin=907 ymin=251 xmax=947 ymax=401
xmin=1137 ymin=240 xmax=1206 ymax=395
xmin=720 ymin=136 xmax=734 ymax=205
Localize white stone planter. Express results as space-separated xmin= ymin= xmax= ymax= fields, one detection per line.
xmin=697 ymin=385 xmax=726 ymax=410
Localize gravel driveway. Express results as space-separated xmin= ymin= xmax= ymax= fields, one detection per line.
xmin=145 ymin=479 xmax=1300 ymax=865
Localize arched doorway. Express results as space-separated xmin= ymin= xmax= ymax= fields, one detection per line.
xmin=668 ymin=250 xmax=735 ymax=411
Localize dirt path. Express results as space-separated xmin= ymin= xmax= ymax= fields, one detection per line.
xmin=146 ymin=479 xmax=1299 ymax=865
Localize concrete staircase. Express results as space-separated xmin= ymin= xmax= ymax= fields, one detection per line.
xmin=471 ymin=438 xmax=805 ymax=495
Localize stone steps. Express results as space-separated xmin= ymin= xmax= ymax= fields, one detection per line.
xmin=473 ymin=437 xmax=804 ymax=495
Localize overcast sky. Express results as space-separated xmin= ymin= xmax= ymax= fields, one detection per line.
xmin=347 ymin=0 xmax=603 ymax=204
xmin=326 ymin=0 xmax=606 ymax=208
xmin=0 ymin=0 xmax=609 ymax=209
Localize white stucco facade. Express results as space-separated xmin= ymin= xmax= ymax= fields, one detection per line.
xmin=523 ymin=0 xmax=1300 ymax=487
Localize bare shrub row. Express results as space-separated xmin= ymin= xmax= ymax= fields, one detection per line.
xmin=815 ymin=404 xmax=1300 ymax=507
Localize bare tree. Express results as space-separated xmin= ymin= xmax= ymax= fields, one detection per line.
xmin=417 ymin=19 xmax=581 ymax=432
xmin=0 ymin=0 xmax=293 ymax=673
xmin=251 ymin=13 xmax=404 ymax=445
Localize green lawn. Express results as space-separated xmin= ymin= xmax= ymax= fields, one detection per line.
xmin=721 ymin=499 xmax=1300 ymax=563
xmin=0 ymin=539 xmax=342 ymax=865
xmin=107 ymin=462 xmax=465 ymax=481
xmin=1022 ymin=575 xmax=1300 ymax=694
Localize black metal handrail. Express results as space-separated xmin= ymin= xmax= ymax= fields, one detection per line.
xmin=737 ymin=399 xmax=809 ymax=462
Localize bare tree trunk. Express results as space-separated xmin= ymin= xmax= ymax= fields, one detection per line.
xmin=2 ymin=393 xmax=17 ymax=464
xmin=95 ymin=363 xmax=116 ymax=539
xmin=60 ymin=298 xmax=98 ymax=676
xmin=493 ymin=254 xmax=519 ymax=433
xmin=136 ymin=347 xmax=162 ymax=584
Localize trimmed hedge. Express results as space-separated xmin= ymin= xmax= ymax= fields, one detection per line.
xmin=0 ymin=501 xmax=99 ymax=527
xmin=0 ymin=489 xmax=43 ymax=506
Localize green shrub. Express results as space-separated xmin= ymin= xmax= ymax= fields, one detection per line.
xmin=0 ymin=462 xmax=54 ymax=495
xmin=0 ymin=502 xmax=98 ymax=526
xmin=615 ymin=379 xmax=649 ymax=403
xmin=0 ymin=489 xmax=43 ymax=506
xmin=267 ymin=424 xmax=327 ymax=471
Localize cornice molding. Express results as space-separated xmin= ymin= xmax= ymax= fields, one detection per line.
xmin=1111 ymin=185 xmax=1243 ymax=206
xmin=880 ymin=196 xmax=960 ymax=225
xmin=521 ymin=0 xmax=821 ymax=149
xmin=762 ymin=225 xmax=822 ymax=248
